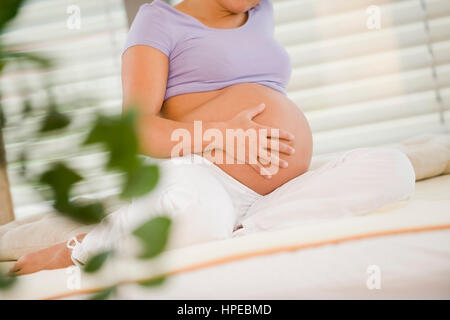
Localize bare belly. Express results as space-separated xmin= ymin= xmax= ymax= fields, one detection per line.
xmin=161 ymin=83 xmax=313 ymax=195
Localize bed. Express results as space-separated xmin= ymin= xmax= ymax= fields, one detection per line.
xmin=0 ymin=134 xmax=449 ymax=300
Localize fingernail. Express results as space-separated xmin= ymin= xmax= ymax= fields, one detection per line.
xmin=290 ymin=148 xmax=295 ymax=154
xmin=266 ymin=175 xmax=272 ymax=179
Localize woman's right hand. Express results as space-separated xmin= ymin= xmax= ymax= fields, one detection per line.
xmin=218 ymin=103 xmax=296 ymax=178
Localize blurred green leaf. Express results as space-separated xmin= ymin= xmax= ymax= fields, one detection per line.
xmin=84 ymin=110 xmax=138 ymax=171
xmin=89 ymin=286 xmax=116 ymax=300
xmin=39 ymin=163 xmax=104 ymax=223
xmin=22 ymin=99 xmax=32 ymax=118
xmin=0 ymin=271 xmax=17 ymax=290
xmin=0 ymin=0 xmax=26 ymax=32
xmin=39 ymin=106 xmax=70 ymax=133
xmin=13 ymin=52 xmax=52 ymax=69
xmin=55 ymin=201 xmax=105 ymax=224
xmin=85 ymin=110 xmax=160 ymax=199
xmin=39 ymin=162 xmax=82 ymax=204
xmin=138 ymin=276 xmax=166 ymax=288
xmin=121 ymin=164 xmax=159 ymax=200
xmin=18 ymin=149 xmax=27 ymax=177
xmin=133 ymin=216 xmax=171 ymax=259
xmin=0 ymin=50 xmax=53 ymax=70
xmin=0 ymin=103 xmax=5 ymax=129
xmin=83 ymin=251 xmax=112 ymax=273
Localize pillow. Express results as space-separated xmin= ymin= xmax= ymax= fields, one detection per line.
xmin=395 ymin=134 xmax=450 ymax=181
xmin=309 ymin=133 xmax=450 ymax=181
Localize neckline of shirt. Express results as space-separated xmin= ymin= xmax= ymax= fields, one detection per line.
xmin=153 ymin=0 xmax=255 ymax=32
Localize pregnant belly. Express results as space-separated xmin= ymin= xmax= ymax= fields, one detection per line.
xmin=162 ymin=83 xmax=313 ymax=195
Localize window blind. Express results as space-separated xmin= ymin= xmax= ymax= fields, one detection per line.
xmin=274 ymin=0 xmax=450 ymax=154
xmin=1 ymin=0 xmax=129 ymax=219
xmin=2 ymin=0 xmax=449 ymax=219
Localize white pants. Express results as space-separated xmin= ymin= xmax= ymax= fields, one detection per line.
xmin=70 ymin=147 xmax=415 ymax=264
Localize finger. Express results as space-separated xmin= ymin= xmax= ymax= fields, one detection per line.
xmin=252 ymin=145 xmax=286 ymax=169
xmin=246 ymin=150 xmax=273 ymax=177
xmin=258 ymin=151 xmax=288 ymax=169
xmin=255 ymin=146 xmax=272 ymax=164
xmin=258 ymin=155 xmax=270 ymax=166
xmin=255 ymin=139 xmax=287 ymax=168
xmin=265 ymin=140 xmax=295 ymax=155
xmin=249 ymin=162 xmax=272 ymax=179
xmin=260 ymin=126 xmax=294 ymax=141
xmin=246 ymin=103 xmax=266 ymax=120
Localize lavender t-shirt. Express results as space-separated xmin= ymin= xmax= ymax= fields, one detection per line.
xmin=123 ymin=0 xmax=291 ymax=101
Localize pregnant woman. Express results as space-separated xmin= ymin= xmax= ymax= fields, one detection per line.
xmin=10 ymin=0 xmax=415 ymax=275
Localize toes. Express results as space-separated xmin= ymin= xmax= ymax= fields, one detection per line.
xmin=9 ymin=262 xmax=22 ymax=275
xmin=9 ymin=255 xmax=30 ymax=275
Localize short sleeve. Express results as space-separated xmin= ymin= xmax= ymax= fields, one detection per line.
xmin=264 ymin=0 xmax=274 ymax=11
xmin=122 ymin=3 xmax=173 ymax=57
xmin=253 ymin=0 xmax=275 ymax=32
xmin=257 ymin=0 xmax=274 ymax=14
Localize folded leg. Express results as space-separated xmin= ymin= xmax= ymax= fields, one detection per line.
xmin=237 ymin=148 xmax=416 ymax=234
xmin=71 ymin=157 xmax=236 ymax=264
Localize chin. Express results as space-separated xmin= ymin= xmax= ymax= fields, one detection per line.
xmin=218 ymin=0 xmax=262 ymax=13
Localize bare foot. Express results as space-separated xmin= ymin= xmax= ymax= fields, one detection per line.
xmin=10 ymin=241 xmax=74 ymax=276
xmin=10 ymin=234 xmax=86 ymax=276
xmin=9 ymin=241 xmax=74 ymax=275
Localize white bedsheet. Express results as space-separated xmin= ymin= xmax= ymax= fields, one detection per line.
xmin=0 ymin=174 xmax=449 ymax=300
xmin=115 ymin=229 xmax=450 ymax=299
